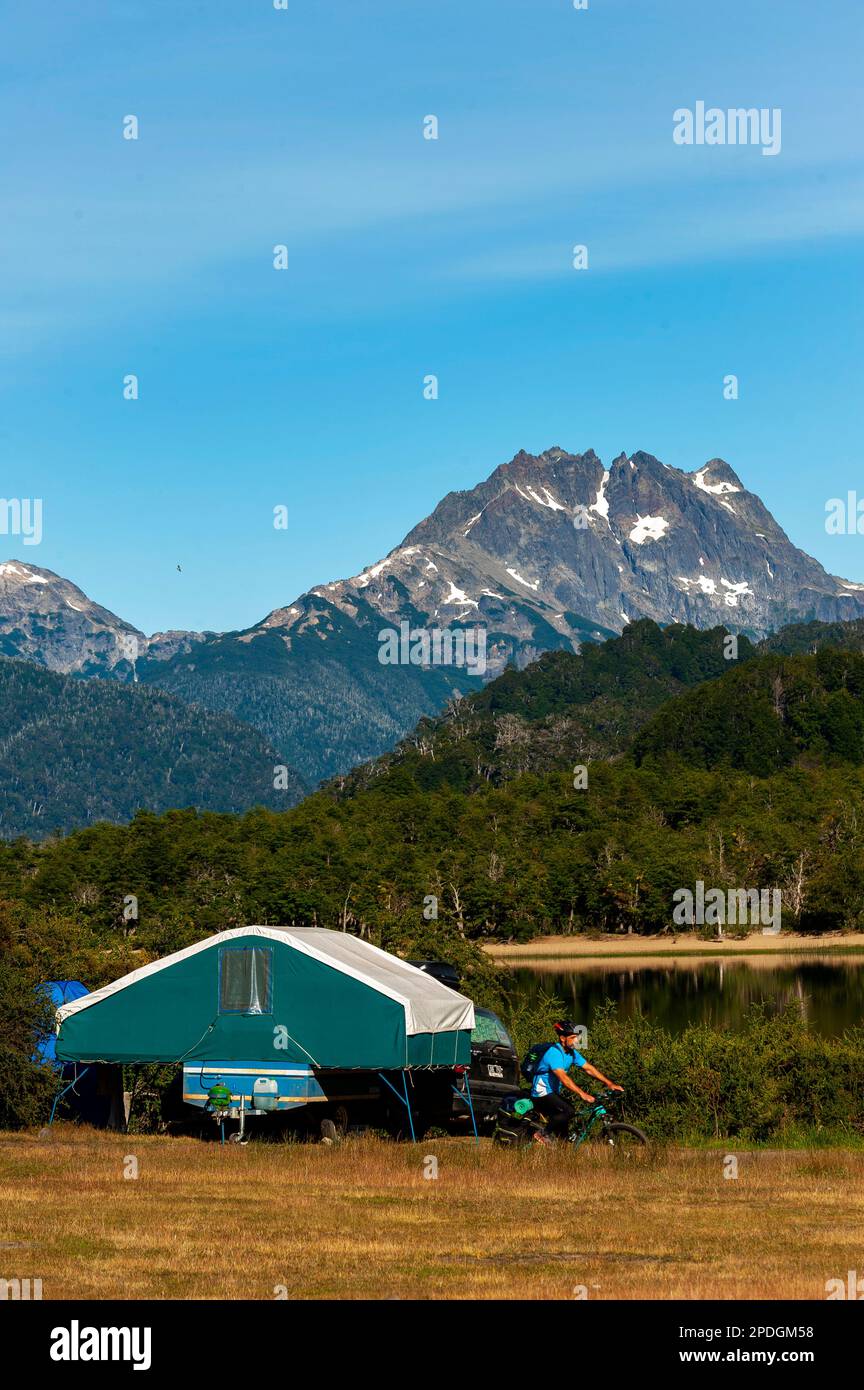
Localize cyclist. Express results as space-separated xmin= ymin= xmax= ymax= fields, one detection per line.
xmin=530 ymin=1019 xmax=624 ymax=1138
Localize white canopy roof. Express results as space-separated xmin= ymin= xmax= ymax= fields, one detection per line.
xmin=55 ymin=926 xmax=475 ymax=1038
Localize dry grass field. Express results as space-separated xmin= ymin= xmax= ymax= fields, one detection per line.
xmin=2 ymin=1128 xmax=861 ymax=1300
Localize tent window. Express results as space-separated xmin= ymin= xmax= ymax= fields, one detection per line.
xmin=219 ymin=948 xmax=272 ymax=1015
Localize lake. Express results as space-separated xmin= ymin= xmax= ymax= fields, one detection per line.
xmin=510 ymin=953 xmax=864 ymax=1037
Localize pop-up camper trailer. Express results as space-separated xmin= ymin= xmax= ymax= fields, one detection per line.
xmin=54 ymin=927 xmax=477 ymax=1138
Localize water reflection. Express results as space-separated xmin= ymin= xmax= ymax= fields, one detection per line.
xmin=510 ymin=954 xmax=864 ymax=1037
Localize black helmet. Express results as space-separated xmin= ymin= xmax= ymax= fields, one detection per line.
xmin=553 ymin=1019 xmax=579 ymax=1038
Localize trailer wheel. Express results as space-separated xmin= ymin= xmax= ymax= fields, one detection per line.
xmin=319 ymin=1118 xmax=339 ymax=1145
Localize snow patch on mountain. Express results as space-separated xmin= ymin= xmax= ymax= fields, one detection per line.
xmin=629 ymin=515 xmax=670 ymax=545
xmin=444 ymin=581 xmax=478 ymax=607
xmin=720 ymin=579 xmax=754 ymax=606
xmin=678 ymin=574 xmax=720 ymax=596
xmin=693 ymin=467 xmax=741 ymax=497
xmin=526 ymin=486 xmax=567 ymax=513
xmin=0 ymin=561 xmax=48 ymax=584
xmin=506 ymin=567 xmax=540 ymax=591
xmin=590 ymin=471 xmax=611 ymax=524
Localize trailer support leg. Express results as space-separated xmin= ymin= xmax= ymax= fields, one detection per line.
xmin=377 ymin=1070 xmax=416 ymax=1142
xmin=451 ymin=1073 xmax=479 ymax=1145
xmin=48 ymin=1066 xmax=91 ymax=1126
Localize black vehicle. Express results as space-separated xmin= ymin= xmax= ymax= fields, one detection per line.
xmin=453 ymin=1007 xmax=521 ymax=1129
xmin=407 ymin=960 xmax=461 ymax=990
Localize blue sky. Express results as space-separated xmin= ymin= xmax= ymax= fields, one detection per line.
xmin=1 ymin=0 xmax=861 ymax=635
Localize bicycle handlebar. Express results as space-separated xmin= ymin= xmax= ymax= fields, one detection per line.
xmin=587 ymin=1087 xmax=624 ymax=1109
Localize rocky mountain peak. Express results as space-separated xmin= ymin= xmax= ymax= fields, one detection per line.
xmin=0 ymin=560 xmax=207 ymax=676
xmin=0 ymin=559 xmax=145 ymax=675
xmin=302 ymin=446 xmax=864 ymax=660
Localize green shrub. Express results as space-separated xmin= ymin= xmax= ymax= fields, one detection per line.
xmin=0 ymin=955 xmax=57 ymax=1129
xmin=582 ymin=1003 xmax=864 ymax=1142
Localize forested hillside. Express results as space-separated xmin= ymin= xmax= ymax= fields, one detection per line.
xmin=0 ymin=657 xmax=305 ymax=839
xmin=633 ymin=647 xmax=864 ymax=773
xmin=330 ymin=620 xmax=757 ymax=796
xmin=138 ymin=593 xmax=486 ymax=785
xmin=759 ymin=617 xmax=864 ymax=656
xmin=3 ymin=756 xmax=863 ymax=984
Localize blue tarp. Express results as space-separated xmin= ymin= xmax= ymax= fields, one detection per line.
xmin=37 ymin=981 xmax=89 ymax=1064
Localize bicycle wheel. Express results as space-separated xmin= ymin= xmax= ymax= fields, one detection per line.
xmin=601 ymin=1122 xmax=647 ymax=1154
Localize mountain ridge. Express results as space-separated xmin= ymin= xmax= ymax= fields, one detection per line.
xmin=2 ymin=446 xmax=862 ymax=784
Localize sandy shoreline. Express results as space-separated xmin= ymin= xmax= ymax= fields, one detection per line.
xmin=484 ymin=932 xmax=864 ymax=962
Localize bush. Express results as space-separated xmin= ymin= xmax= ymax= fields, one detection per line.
xmin=500 ymin=986 xmax=567 ymax=1057
xmin=0 ymin=956 xmax=57 ymax=1129
xmin=583 ymin=1003 xmax=864 ymax=1142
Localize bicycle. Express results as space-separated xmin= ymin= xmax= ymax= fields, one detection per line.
xmin=494 ymin=1087 xmax=647 ymax=1152
xmin=567 ymin=1087 xmax=647 ymax=1154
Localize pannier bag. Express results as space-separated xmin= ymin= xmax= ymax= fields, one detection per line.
xmin=493 ymin=1093 xmax=551 ymax=1147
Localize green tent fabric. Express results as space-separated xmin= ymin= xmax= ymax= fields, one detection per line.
xmin=55 ymin=927 xmax=474 ymax=1069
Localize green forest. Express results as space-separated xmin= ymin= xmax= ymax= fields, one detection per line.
xmin=0 ymin=655 xmax=306 ymax=839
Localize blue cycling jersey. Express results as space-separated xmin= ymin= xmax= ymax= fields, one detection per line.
xmin=531 ymin=1041 xmax=587 ymax=1098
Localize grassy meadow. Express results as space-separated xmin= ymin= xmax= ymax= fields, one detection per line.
xmin=1 ymin=1127 xmax=861 ymax=1301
